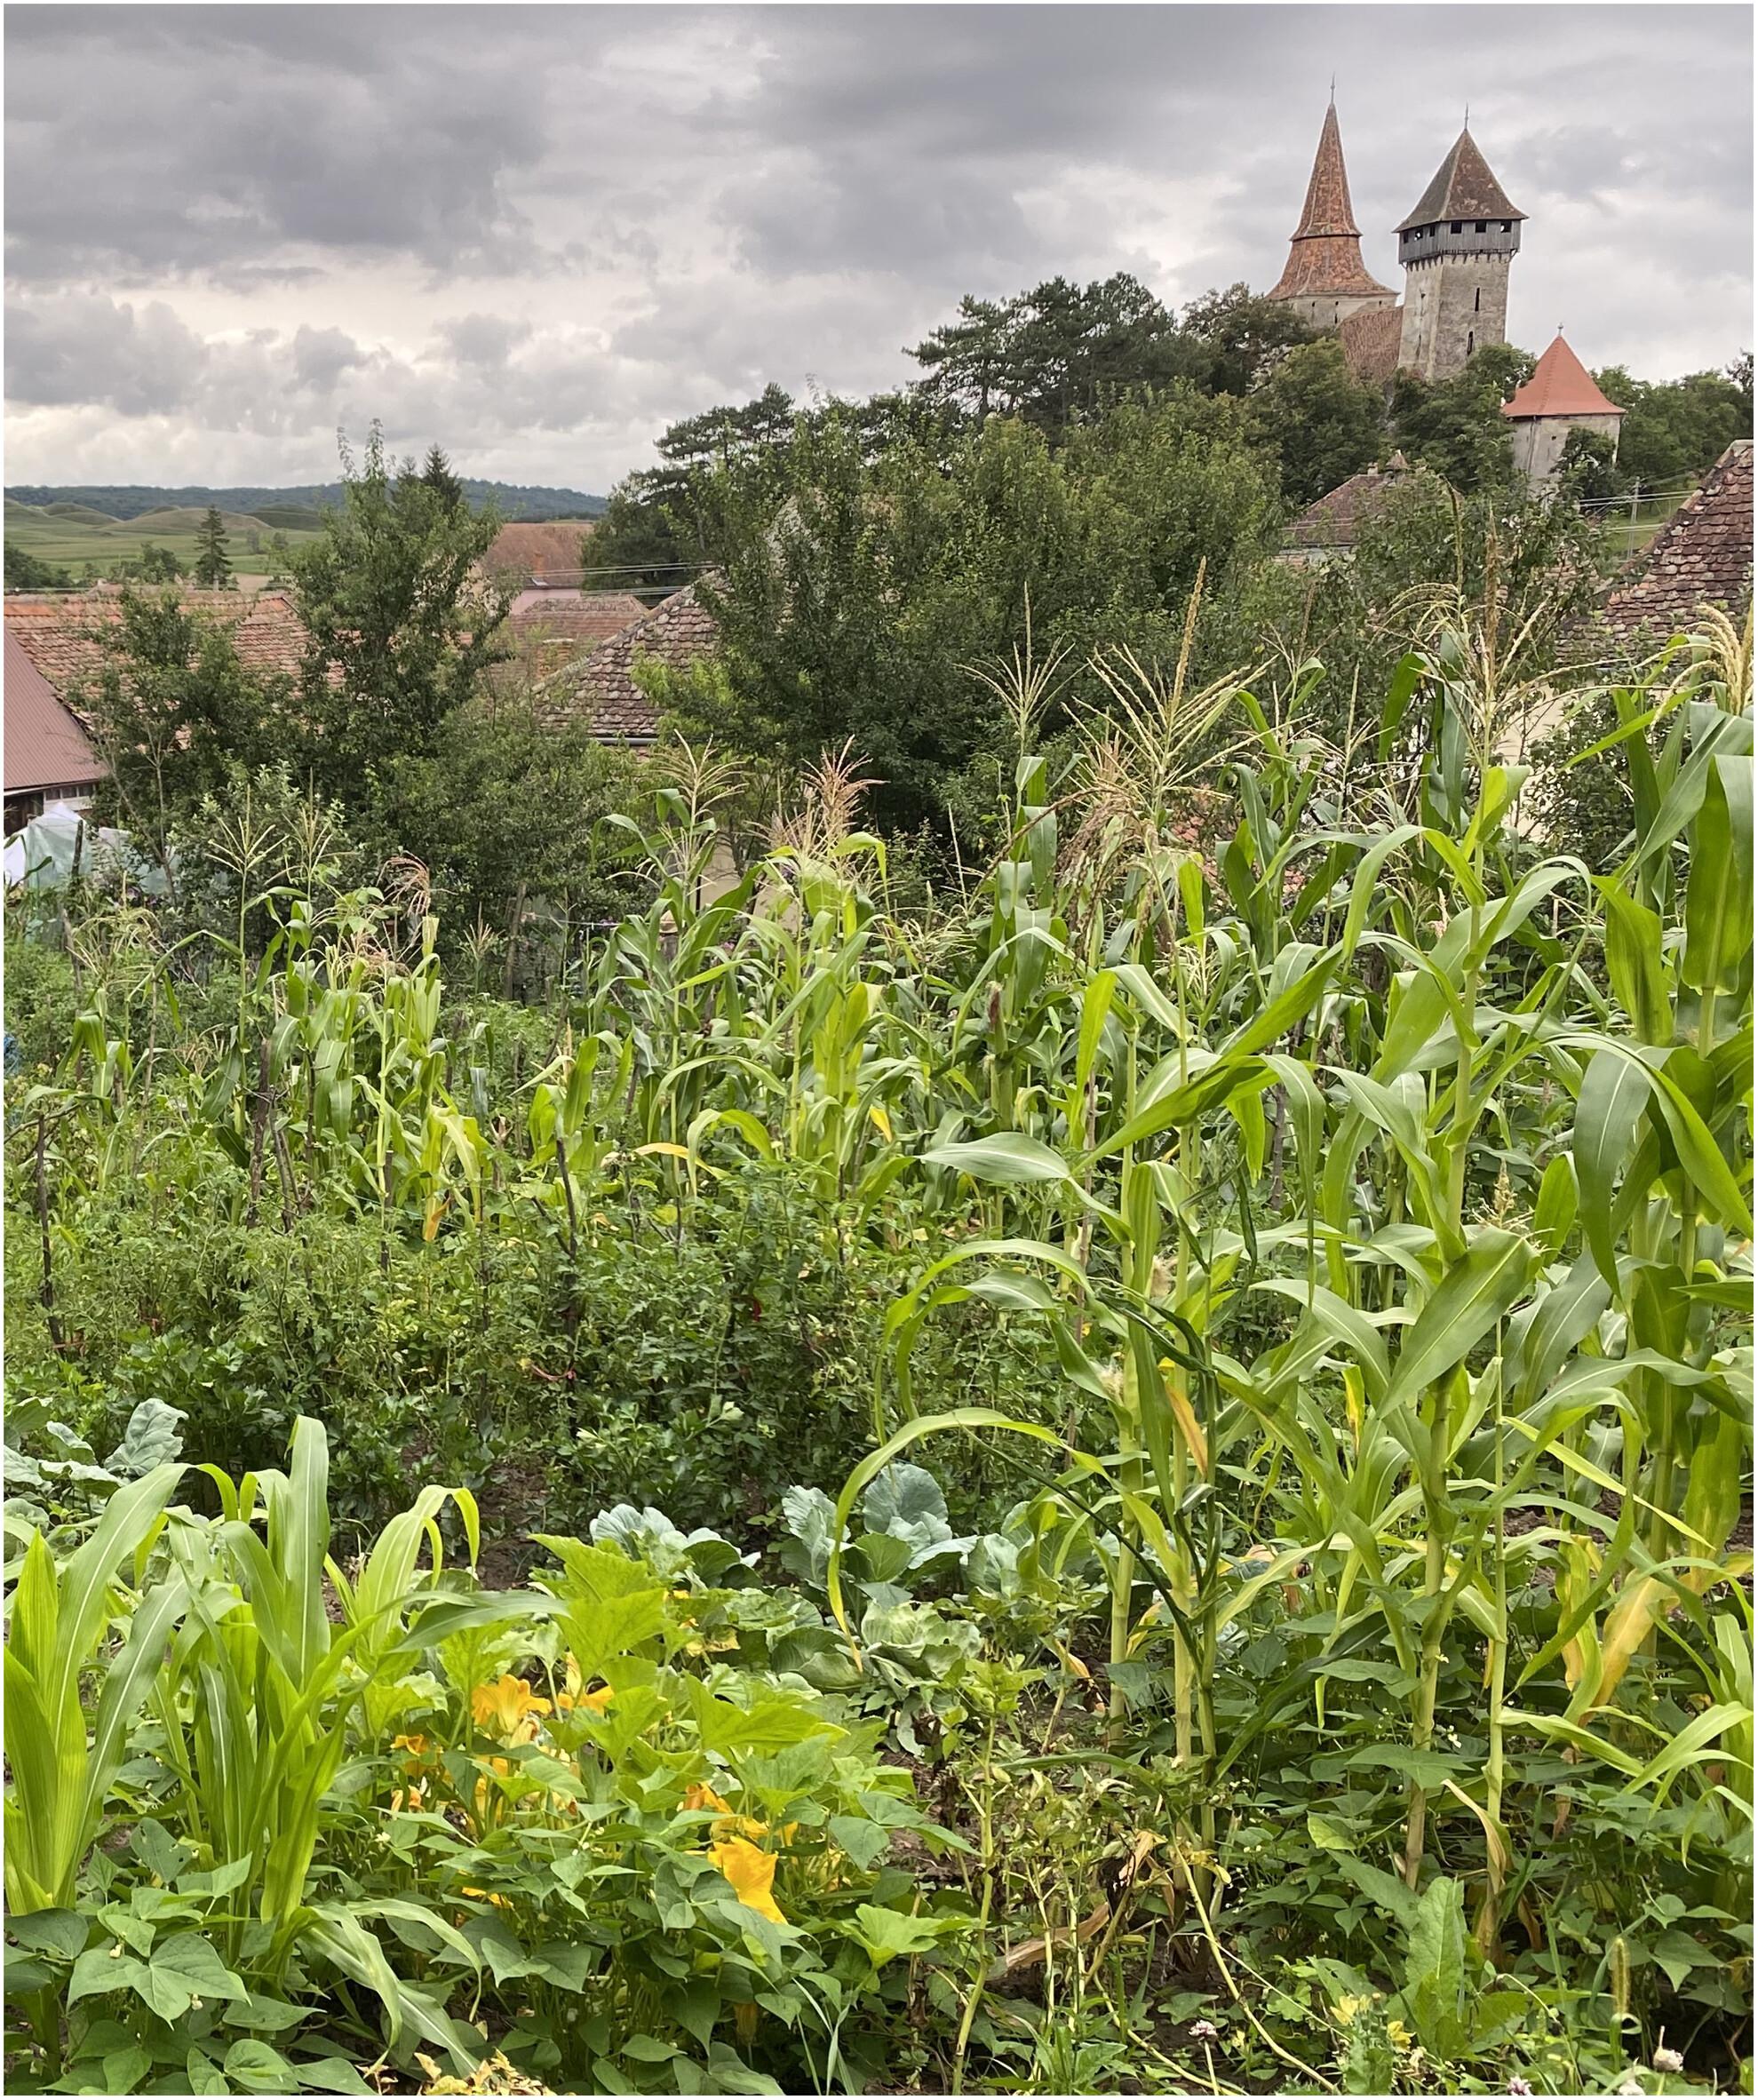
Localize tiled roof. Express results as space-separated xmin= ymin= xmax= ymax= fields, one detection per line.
xmin=4 ymin=586 xmax=307 ymax=697
xmin=484 ymin=521 xmax=593 ymax=580
xmin=1398 ymin=129 xmax=1524 ymax=231
xmin=1338 ymin=302 xmax=1404 ymax=386
xmin=508 ymin=590 xmax=645 ymax=648
xmin=1269 ymin=102 xmax=1395 ymax=301
xmin=1595 ymin=441 xmax=1754 ymax=648
xmin=1290 ymin=101 xmax=1362 ymax=238
xmin=1285 ymin=457 xmax=1418 ymax=549
xmin=4 ymin=631 xmax=107 ymax=795
xmin=1500 ymin=335 xmax=1624 ymax=422
xmin=537 ymin=583 xmax=719 ymax=743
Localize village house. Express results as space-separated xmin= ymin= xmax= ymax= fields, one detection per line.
xmin=4 ymin=629 xmax=107 ymax=831
xmin=535 ymin=582 xmax=720 ymax=744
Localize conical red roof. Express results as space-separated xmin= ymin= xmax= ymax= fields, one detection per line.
xmin=1269 ymin=102 xmax=1395 ymax=302
xmin=1500 ymin=334 xmax=1624 ymax=421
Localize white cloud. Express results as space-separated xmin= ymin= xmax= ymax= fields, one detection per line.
xmin=4 ymin=4 xmax=1749 ymax=490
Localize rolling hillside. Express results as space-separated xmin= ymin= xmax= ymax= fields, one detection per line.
xmin=5 ymin=480 xmax=606 ymax=522
xmin=4 ymin=498 xmax=322 ymax=577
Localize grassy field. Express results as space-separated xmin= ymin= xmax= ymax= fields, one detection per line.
xmin=4 ymin=499 xmax=325 ymax=577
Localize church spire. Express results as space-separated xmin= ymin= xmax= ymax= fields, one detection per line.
xmin=1293 ymin=99 xmax=1362 ymax=240
xmin=1269 ymin=100 xmax=1394 ymax=305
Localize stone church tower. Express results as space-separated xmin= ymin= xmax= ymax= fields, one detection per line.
xmin=1267 ymin=100 xmax=1399 ymax=332
xmin=1268 ymin=107 xmax=1527 ymax=389
xmin=1396 ymin=130 xmax=1524 ymax=379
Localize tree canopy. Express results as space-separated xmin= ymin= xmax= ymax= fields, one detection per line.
xmin=289 ymin=424 xmax=513 ymax=799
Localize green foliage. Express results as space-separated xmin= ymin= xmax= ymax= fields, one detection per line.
xmin=4 ymin=541 xmax=75 ymax=590
xmin=1249 ymin=339 xmax=1388 ymax=507
xmin=1389 ymin=343 xmax=1533 ymax=493
xmin=1282 ymin=473 xmax=1607 ymax=761
xmin=71 ymin=588 xmax=286 ymax=864
xmin=4 ymin=616 xmax=1751 ymax=2096
xmin=290 ymin=425 xmax=514 ymax=799
xmin=654 ymin=394 xmax=1279 ymax=833
xmin=1 ymin=1416 xmax=967 ymax=2095
xmin=190 ymin=506 xmax=234 ymax=592
xmin=1557 ymin=426 xmax=1628 ymax=504
xmin=372 ymin=699 xmax=649 ymax=954
xmin=117 ymin=542 xmax=187 ymax=585
xmin=1597 ymin=362 xmax=1754 ymax=489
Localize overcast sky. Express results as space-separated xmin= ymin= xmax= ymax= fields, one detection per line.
xmin=5 ymin=4 xmax=1751 ymax=495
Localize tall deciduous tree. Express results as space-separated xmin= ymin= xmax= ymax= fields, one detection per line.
xmin=72 ymin=589 xmax=282 ymax=865
xmin=1594 ymin=364 xmax=1753 ymax=490
xmin=1174 ymin=282 xmax=1317 ymax=396
xmin=290 ymin=425 xmax=513 ymax=801
xmin=648 ymin=388 xmax=1280 ymax=833
xmin=1390 ymin=344 xmax=1533 ymax=493
xmin=1249 ymin=338 xmax=1388 ymax=506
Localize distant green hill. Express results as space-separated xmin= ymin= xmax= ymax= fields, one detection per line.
xmin=253 ymin=505 xmax=326 ymax=534
xmin=131 ymin=505 xmax=273 ymax=537
xmin=3 ymin=499 xmax=322 ymax=576
xmin=4 ymin=480 xmax=607 ymax=522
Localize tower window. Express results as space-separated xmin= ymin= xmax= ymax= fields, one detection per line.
xmin=1475 ymin=286 xmax=1482 ymax=312
xmin=1476 ymin=221 xmax=1487 ymax=233
xmin=1467 ymin=330 xmax=1475 ymax=355
xmin=1451 ymin=221 xmax=1462 ymax=233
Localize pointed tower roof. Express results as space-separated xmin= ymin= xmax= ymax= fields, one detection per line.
xmin=1500 ymin=334 xmax=1624 ymax=421
xmin=1269 ymin=100 xmax=1395 ymax=302
xmin=1293 ymin=99 xmax=1362 ymax=238
xmin=1399 ymin=129 xmax=1525 ymax=231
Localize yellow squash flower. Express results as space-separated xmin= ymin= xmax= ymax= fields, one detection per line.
xmin=553 ymin=1655 xmax=616 ymax=1714
xmin=472 ymin=1674 xmax=552 ymax=1742
xmin=708 ymin=1835 xmax=786 ymax=1924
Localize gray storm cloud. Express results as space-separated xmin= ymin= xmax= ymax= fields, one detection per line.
xmin=4 ymin=4 xmax=1750 ymax=489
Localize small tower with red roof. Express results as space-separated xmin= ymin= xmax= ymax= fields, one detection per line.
xmin=1396 ymin=129 xmax=1525 ymax=380
xmin=1268 ymin=99 xmax=1399 ymax=333
xmin=1500 ymin=332 xmax=1626 ymax=485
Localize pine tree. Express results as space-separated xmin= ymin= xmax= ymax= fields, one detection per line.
xmin=421 ymin=444 xmax=465 ymax=513
xmin=191 ymin=505 xmax=234 ymax=590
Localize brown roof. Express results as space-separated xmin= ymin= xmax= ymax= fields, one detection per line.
xmin=484 ymin=521 xmax=593 ymax=581
xmin=4 ymin=586 xmax=307 ymax=696
xmin=1595 ymin=441 xmax=1754 ymax=647
xmin=508 ymin=590 xmax=645 ymax=648
xmin=1338 ymin=302 xmax=1404 ymax=386
xmin=1398 ymin=129 xmax=1524 ymax=231
xmin=5 ymin=630 xmax=107 ymax=796
xmin=1285 ymin=457 xmax=1418 ymax=549
xmin=537 ymin=582 xmax=719 ymax=743
xmin=1500 ymin=335 xmax=1624 ymax=422
xmin=1269 ymin=104 xmax=1395 ymax=302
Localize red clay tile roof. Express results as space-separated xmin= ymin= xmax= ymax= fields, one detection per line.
xmin=1595 ymin=441 xmax=1754 ymax=647
xmin=1338 ymin=302 xmax=1404 ymax=386
xmin=1398 ymin=129 xmax=1524 ymax=231
xmin=1500 ymin=335 xmax=1624 ymax=422
xmin=4 ymin=630 xmax=107 ymax=795
xmin=1285 ymin=457 xmax=1419 ymax=548
xmin=1269 ymin=102 xmax=1395 ymax=301
xmin=4 ymin=586 xmax=307 ymax=697
xmin=537 ymin=583 xmax=719 ymax=743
